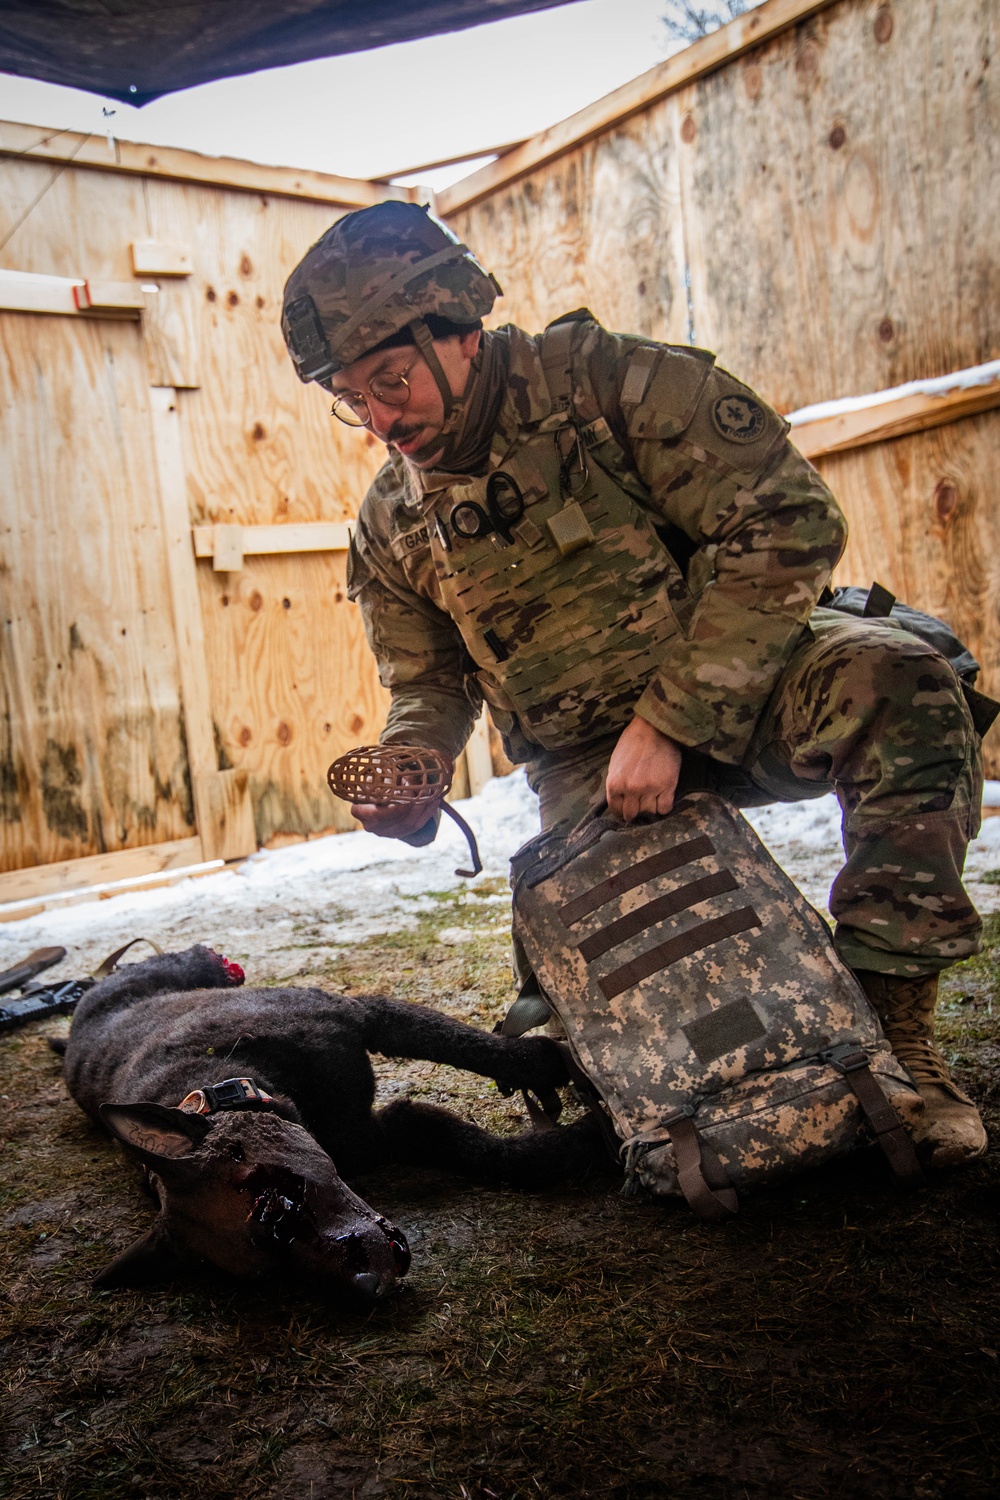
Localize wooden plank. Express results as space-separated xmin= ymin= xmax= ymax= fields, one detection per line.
xmin=820 ymin=407 xmax=1000 ymax=777
xmin=373 ymin=139 xmax=528 ymax=182
xmin=192 ymin=522 xmax=353 ymax=559
xmin=149 ymin=388 xmax=258 ymax=858
xmin=437 ymin=0 xmax=841 ymax=213
xmin=131 ymin=240 xmax=192 ymax=277
xmin=464 ymin=713 xmax=495 ymax=798
xmin=212 ymin=525 xmax=245 ymax=573
xmin=0 ymin=837 xmax=204 ymax=904
xmin=195 ymin=768 xmax=257 ymax=862
xmin=0 ymin=269 xmax=141 ymax=318
xmin=0 ymin=857 xmax=227 ymax=921
xmin=791 ymin=376 xmax=1000 ymax=459
xmin=0 ymin=314 xmax=196 ymax=874
xmin=148 ymin=388 xmax=216 ymax=784
xmin=73 ymin=279 xmax=146 ymax=312
xmin=0 ymin=269 xmax=80 ymax=314
xmin=0 ymin=119 xmax=414 ymax=208
xmin=142 ymin=281 xmax=202 ymax=388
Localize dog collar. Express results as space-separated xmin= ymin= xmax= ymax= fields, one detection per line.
xmin=177 ymin=1077 xmax=275 ymax=1116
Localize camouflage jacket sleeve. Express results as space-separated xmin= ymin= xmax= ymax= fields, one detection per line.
xmin=582 ymin=324 xmax=848 ymax=763
xmin=347 ymin=460 xmax=483 ymax=760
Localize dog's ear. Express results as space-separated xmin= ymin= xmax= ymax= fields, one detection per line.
xmin=100 ymin=1102 xmax=212 ymax=1166
xmin=93 ymin=1221 xmax=186 ymax=1290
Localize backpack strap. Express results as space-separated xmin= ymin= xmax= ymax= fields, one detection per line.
xmin=660 ymin=1108 xmax=739 ymax=1220
xmin=822 ymin=1043 xmax=924 ymax=1187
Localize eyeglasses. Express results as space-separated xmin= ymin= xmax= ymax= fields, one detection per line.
xmin=329 ymin=357 xmax=417 ymax=427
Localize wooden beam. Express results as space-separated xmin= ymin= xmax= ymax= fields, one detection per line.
xmin=150 ymin=389 xmax=216 ymax=784
xmin=192 ymin=521 xmax=352 ymax=562
xmin=791 ymin=374 xmax=1000 ymax=460
xmin=372 ymin=139 xmax=528 ymax=183
xmin=0 ymin=118 xmax=416 ymax=209
xmin=0 ymin=268 xmax=142 ymax=317
xmin=0 ymin=836 xmax=205 ymax=905
xmin=197 ymin=768 xmax=258 ymax=864
xmin=150 ymin=389 xmax=257 ymax=863
xmin=464 ymin=712 xmax=495 ymax=798
xmin=73 ymin=279 xmax=146 ymax=312
xmin=130 ymin=240 xmax=192 ymax=277
xmin=437 ymin=0 xmax=842 ymax=214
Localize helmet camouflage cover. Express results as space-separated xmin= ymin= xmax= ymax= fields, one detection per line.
xmin=281 ymin=200 xmax=501 ymax=386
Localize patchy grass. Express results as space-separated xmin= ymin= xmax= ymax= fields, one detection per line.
xmin=2 ymin=903 xmax=999 ymax=1499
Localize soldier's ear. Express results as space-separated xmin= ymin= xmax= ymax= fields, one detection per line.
xmin=100 ymin=1102 xmax=212 ymax=1164
xmin=93 ymin=1222 xmax=186 ymax=1290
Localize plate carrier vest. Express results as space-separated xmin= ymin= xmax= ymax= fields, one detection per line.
xmin=418 ymin=320 xmax=709 ymax=749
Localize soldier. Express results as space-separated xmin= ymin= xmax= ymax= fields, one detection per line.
xmin=282 ymin=201 xmax=988 ymax=1169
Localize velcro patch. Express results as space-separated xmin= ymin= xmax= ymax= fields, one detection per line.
xmin=683 ymin=997 xmax=767 ymax=1063
xmin=620 ymin=345 xmax=659 ymax=407
xmin=390 ymin=522 xmax=432 ymax=561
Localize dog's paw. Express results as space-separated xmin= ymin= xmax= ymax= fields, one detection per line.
xmin=206 ymin=950 xmax=245 ymax=986
xmin=503 ymin=1036 xmax=571 ymax=1093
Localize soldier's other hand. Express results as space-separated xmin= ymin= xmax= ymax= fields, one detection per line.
xmin=353 ymin=800 xmax=441 ymax=840
xmin=606 ymin=717 xmax=683 ymax=822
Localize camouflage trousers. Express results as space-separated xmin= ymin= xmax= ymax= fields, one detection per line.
xmin=524 ymin=608 xmax=984 ymax=978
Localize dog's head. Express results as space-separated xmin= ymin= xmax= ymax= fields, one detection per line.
xmin=95 ymin=1103 xmax=409 ymax=1306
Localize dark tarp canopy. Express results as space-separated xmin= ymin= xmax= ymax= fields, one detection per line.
xmin=0 ymin=0 xmax=577 ymax=105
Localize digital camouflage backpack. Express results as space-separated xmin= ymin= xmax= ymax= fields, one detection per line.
xmin=511 ymin=792 xmax=924 ymax=1218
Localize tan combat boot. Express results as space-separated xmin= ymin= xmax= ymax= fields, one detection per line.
xmin=856 ymin=971 xmax=987 ymax=1169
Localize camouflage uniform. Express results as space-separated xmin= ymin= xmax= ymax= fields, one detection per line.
xmin=346 ymin=314 xmax=984 ymax=979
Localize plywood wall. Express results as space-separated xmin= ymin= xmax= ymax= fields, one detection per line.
xmin=445 ymin=0 xmax=1000 ymax=769
xmin=448 ymin=0 xmax=998 ymax=410
xmin=0 ymin=311 xmax=194 ymax=872
xmin=1 ymin=146 xmax=390 ymax=868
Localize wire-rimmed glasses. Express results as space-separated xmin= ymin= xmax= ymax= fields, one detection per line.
xmin=329 ymin=358 xmax=417 ymax=427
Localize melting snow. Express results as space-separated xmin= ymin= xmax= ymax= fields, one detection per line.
xmin=3 ymin=772 xmax=1000 ymax=986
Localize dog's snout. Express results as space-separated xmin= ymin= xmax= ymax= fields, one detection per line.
xmin=351 ymin=1270 xmax=382 ymax=1302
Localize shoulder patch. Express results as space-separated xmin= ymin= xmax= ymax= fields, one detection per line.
xmin=710 ymin=393 xmax=767 ymax=444
xmin=681 ymin=367 xmax=789 ymax=481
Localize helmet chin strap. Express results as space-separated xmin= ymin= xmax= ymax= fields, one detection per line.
xmin=408 ymin=318 xmax=456 ymax=421
xmin=404 ymin=317 xmax=478 ymax=467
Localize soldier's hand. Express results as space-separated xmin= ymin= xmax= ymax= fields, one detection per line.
xmin=606 ymin=717 xmax=683 ymax=822
xmin=353 ymin=801 xmax=441 ymax=840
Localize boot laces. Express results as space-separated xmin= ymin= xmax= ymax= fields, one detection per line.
xmin=878 ymin=979 xmax=973 ymax=1100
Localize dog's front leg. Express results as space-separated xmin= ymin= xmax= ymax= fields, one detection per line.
xmin=354 ymin=996 xmax=569 ymax=1095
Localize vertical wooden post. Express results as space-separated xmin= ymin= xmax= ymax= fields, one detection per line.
xmin=148 ymin=386 xmax=256 ymax=862
xmin=465 ymin=711 xmax=495 ymax=798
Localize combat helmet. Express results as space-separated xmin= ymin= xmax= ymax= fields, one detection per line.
xmin=281 ymin=201 xmax=501 ymax=406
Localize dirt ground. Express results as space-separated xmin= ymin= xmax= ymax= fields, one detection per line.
xmin=3 ymin=858 xmax=1000 ymax=1496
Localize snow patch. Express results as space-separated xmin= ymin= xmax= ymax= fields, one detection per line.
xmin=787 ymin=359 xmax=1000 ymax=426
xmin=3 ymin=772 xmax=1000 ymax=984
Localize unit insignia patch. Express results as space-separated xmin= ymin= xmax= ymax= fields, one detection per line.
xmin=711 ymin=394 xmax=766 ymax=443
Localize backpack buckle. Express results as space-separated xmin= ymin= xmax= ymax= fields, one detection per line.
xmin=821 ymin=1043 xmax=869 ymax=1074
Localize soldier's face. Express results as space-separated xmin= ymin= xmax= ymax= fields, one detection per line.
xmin=329 ymin=330 xmax=481 ymax=466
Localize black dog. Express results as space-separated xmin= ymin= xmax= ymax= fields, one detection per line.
xmin=63 ymin=945 xmax=602 ymax=1303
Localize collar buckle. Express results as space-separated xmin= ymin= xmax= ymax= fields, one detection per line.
xmin=177 ymin=1077 xmax=275 ymax=1116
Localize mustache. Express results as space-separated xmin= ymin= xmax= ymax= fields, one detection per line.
xmin=387 ymin=419 xmax=422 ymax=446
